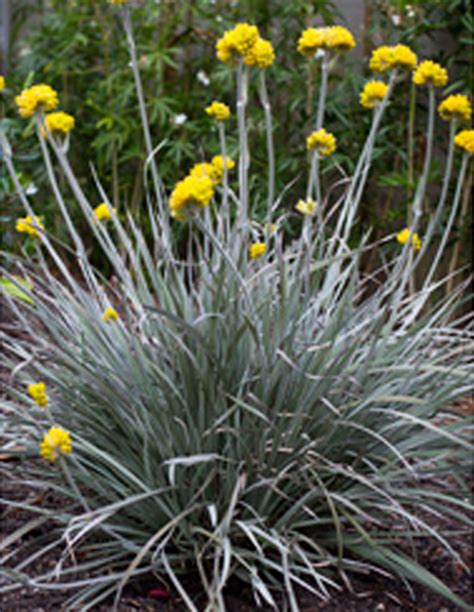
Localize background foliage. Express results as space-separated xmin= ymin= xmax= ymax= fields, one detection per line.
xmin=2 ymin=0 xmax=472 ymax=281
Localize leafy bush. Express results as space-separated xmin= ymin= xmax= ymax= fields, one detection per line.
xmin=1 ymin=8 xmax=473 ymax=612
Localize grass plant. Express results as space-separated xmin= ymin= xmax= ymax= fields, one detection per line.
xmin=1 ymin=9 xmax=473 ymax=611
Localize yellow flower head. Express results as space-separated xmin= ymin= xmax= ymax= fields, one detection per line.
xmin=370 ymin=45 xmax=417 ymax=73
xmin=93 ymin=203 xmax=116 ymax=222
xmin=396 ymin=228 xmax=421 ymax=251
xmin=205 ymin=101 xmax=231 ymax=121
xmin=413 ymin=60 xmax=448 ymax=87
xmin=297 ymin=28 xmax=327 ymax=58
xmin=41 ymin=111 xmax=75 ymax=138
xmin=16 ymin=214 xmax=44 ymax=238
xmin=297 ymin=25 xmax=355 ymax=58
xmin=216 ymin=23 xmax=259 ymax=64
xmin=454 ymin=129 xmax=474 ymax=155
xmin=0 ymin=76 xmax=5 ymax=92
xmin=359 ymin=80 xmax=389 ymax=109
xmin=15 ymin=84 xmax=59 ymax=118
xmin=210 ymin=154 xmax=235 ymax=182
xmin=190 ymin=162 xmax=216 ymax=181
xmin=249 ymin=242 xmax=267 ymax=260
xmin=295 ymin=197 xmax=317 ymax=217
xmin=189 ymin=156 xmax=235 ymax=185
xmin=306 ymin=128 xmax=337 ymax=156
xmin=438 ymin=94 xmax=472 ymax=122
xmin=108 ymin=0 xmax=128 ymax=3
xmin=169 ymin=175 xmax=214 ymax=221
xmin=40 ymin=426 xmax=72 ymax=462
xmin=324 ymin=26 xmax=356 ymax=52
xmin=244 ymin=37 xmax=275 ymax=68
xmin=102 ymin=307 xmax=119 ymax=322
xmin=28 ymin=382 xmax=49 ymax=407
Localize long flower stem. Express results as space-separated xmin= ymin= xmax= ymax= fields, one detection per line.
xmin=422 ymin=153 xmax=469 ymax=290
xmin=122 ymin=8 xmax=169 ymax=250
xmin=218 ymin=122 xmax=230 ymax=241
xmin=258 ymin=70 xmax=275 ymax=227
xmin=236 ymin=61 xmax=249 ymax=235
xmin=315 ymin=52 xmax=329 ymax=129
xmin=414 ymin=120 xmax=457 ymax=267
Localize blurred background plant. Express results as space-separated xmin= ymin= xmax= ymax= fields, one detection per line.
xmin=1 ymin=0 xmax=472 ymax=289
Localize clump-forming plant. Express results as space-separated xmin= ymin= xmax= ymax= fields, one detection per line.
xmin=1 ymin=4 xmax=473 ymax=611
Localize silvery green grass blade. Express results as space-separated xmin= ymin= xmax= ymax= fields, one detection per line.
xmin=2 ymin=20 xmax=473 ymax=612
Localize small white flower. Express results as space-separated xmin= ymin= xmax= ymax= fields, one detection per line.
xmin=197 ymin=70 xmax=210 ymax=86
xmin=26 ymin=183 xmax=38 ymax=196
xmin=406 ymin=4 xmax=415 ymax=18
xmin=391 ymin=13 xmax=401 ymax=26
xmin=173 ymin=113 xmax=188 ymax=127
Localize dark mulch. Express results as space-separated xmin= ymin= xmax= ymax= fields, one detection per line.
xmin=1 ymin=460 xmax=473 ymax=612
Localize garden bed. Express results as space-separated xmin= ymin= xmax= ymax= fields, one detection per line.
xmin=1 ymin=460 xmax=472 ymax=611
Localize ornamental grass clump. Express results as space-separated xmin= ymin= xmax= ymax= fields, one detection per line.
xmin=1 ymin=7 xmax=473 ymax=612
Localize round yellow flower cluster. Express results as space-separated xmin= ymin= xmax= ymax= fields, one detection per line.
xmin=93 ymin=203 xmax=116 ymax=222
xmin=438 ymin=94 xmax=472 ymax=122
xmin=396 ymin=228 xmax=421 ymax=251
xmin=102 ymin=307 xmax=120 ymax=322
xmin=40 ymin=426 xmax=72 ymax=462
xmin=216 ymin=23 xmax=259 ymax=63
xmin=297 ymin=25 xmax=355 ymax=58
xmin=41 ymin=111 xmax=75 ymax=138
xmin=306 ymin=128 xmax=337 ymax=156
xmin=370 ymin=45 xmax=417 ymax=73
xmin=249 ymin=242 xmax=267 ymax=260
xmin=169 ymin=175 xmax=215 ymax=221
xmin=16 ymin=214 xmax=44 ymax=238
xmin=454 ymin=129 xmax=474 ymax=154
xmin=295 ymin=197 xmax=317 ymax=216
xmin=15 ymin=84 xmax=59 ymax=118
xmin=359 ymin=80 xmax=389 ymax=109
xmin=205 ymin=101 xmax=231 ymax=121
xmin=243 ymin=37 xmax=275 ymax=68
xmin=28 ymin=382 xmax=49 ymax=407
xmin=0 ymin=75 xmax=5 ymax=92
xmin=190 ymin=155 xmax=235 ymax=185
xmin=413 ymin=60 xmax=448 ymax=88
xmin=108 ymin=0 xmax=128 ymax=4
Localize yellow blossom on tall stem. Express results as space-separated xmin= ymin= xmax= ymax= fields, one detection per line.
xmin=16 ymin=214 xmax=44 ymax=238
xmin=413 ymin=60 xmax=448 ymax=87
xmin=205 ymin=101 xmax=231 ymax=121
xmin=0 ymin=76 xmax=5 ymax=92
xmin=306 ymin=128 xmax=337 ymax=156
xmin=295 ymin=197 xmax=317 ymax=217
xmin=370 ymin=44 xmax=417 ymax=73
xmin=169 ymin=175 xmax=214 ymax=221
xmin=93 ymin=203 xmax=116 ymax=222
xmin=216 ymin=23 xmax=259 ymax=64
xmin=397 ymin=228 xmax=422 ymax=251
xmin=438 ymin=94 xmax=472 ymax=122
xmin=28 ymin=382 xmax=49 ymax=407
xmin=359 ymin=80 xmax=389 ymax=109
xmin=297 ymin=25 xmax=355 ymax=58
xmin=210 ymin=155 xmax=235 ymax=182
xmin=15 ymin=84 xmax=59 ymax=118
xmin=39 ymin=426 xmax=72 ymax=462
xmin=249 ymin=242 xmax=266 ymax=260
xmin=243 ymin=37 xmax=275 ymax=68
xmin=41 ymin=111 xmax=75 ymax=138
xmin=454 ymin=130 xmax=474 ymax=154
